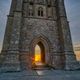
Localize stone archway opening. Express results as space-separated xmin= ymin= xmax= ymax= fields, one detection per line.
xmin=33 ymin=42 xmax=45 ymax=66
xmin=31 ymin=36 xmax=52 ymax=69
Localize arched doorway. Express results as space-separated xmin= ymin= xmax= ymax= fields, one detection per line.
xmin=30 ymin=36 xmax=52 ymax=69
xmin=34 ymin=42 xmax=45 ymax=65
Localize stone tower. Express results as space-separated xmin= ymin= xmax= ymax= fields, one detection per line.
xmin=0 ymin=0 xmax=79 ymax=72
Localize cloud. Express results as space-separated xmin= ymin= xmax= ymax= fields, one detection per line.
xmin=65 ymin=0 xmax=80 ymax=44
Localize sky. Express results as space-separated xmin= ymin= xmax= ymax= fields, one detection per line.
xmin=0 ymin=0 xmax=80 ymax=52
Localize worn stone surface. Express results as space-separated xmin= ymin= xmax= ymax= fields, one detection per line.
xmin=0 ymin=0 xmax=80 ymax=72
xmin=0 ymin=70 xmax=80 ymax=80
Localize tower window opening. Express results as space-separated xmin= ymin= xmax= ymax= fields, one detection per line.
xmin=29 ymin=2 xmax=33 ymax=5
xmin=47 ymin=5 xmax=51 ymax=7
xmin=29 ymin=11 xmax=33 ymax=16
xmin=38 ymin=7 xmax=43 ymax=17
xmin=29 ymin=8 xmax=33 ymax=16
xmin=47 ymin=0 xmax=51 ymax=6
xmin=29 ymin=0 xmax=33 ymax=4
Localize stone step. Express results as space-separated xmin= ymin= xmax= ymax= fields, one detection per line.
xmin=32 ymin=63 xmax=52 ymax=70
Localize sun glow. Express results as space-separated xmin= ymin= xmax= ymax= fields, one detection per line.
xmin=35 ymin=45 xmax=41 ymax=62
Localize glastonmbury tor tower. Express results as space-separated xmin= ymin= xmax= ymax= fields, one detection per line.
xmin=0 ymin=0 xmax=79 ymax=71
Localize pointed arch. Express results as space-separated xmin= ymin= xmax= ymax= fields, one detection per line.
xmin=29 ymin=35 xmax=52 ymax=67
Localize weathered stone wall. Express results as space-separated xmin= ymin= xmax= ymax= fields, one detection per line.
xmin=20 ymin=18 xmax=65 ymax=69
xmin=0 ymin=0 xmax=80 ymax=72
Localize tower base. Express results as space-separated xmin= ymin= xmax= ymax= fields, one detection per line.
xmin=0 ymin=52 xmax=21 ymax=72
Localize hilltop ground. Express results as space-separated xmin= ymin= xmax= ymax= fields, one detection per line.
xmin=0 ymin=70 xmax=80 ymax=80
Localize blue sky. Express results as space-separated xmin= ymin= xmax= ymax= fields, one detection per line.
xmin=65 ymin=0 xmax=80 ymax=44
xmin=0 ymin=0 xmax=80 ymax=52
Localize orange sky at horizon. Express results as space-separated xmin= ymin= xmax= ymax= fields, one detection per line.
xmin=75 ymin=51 xmax=80 ymax=61
xmin=73 ymin=44 xmax=80 ymax=61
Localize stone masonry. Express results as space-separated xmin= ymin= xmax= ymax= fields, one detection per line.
xmin=0 ymin=0 xmax=80 ymax=72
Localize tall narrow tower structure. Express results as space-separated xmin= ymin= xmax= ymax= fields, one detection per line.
xmin=0 ymin=0 xmax=79 ymax=71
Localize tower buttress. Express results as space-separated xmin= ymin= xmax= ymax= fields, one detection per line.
xmin=57 ymin=0 xmax=79 ymax=70
xmin=2 ymin=0 xmax=17 ymax=52
xmin=1 ymin=0 xmax=23 ymax=72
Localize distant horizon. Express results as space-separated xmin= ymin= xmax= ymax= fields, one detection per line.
xmin=0 ymin=0 xmax=80 ymax=52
